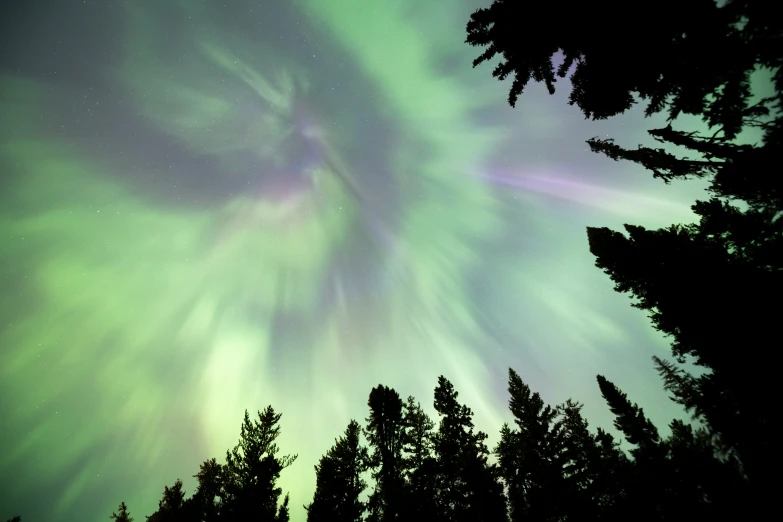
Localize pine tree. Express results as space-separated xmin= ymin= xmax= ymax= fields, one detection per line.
xmin=433 ymin=376 xmax=506 ymax=522
xmin=220 ymin=407 xmax=296 ymax=522
xmin=306 ymin=420 xmax=369 ymax=522
xmin=364 ymin=385 xmax=405 ymax=522
xmin=109 ymin=502 xmax=133 ymax=522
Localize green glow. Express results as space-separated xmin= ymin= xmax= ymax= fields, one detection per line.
xmin=0 ymin=1 xmax=508 ymax=518
xmin=0 ymin=1 xmax=710 ymax=521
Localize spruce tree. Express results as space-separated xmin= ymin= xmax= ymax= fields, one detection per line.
xmin=189 ymin=458 xmax=224 ymax=522
xmin=495 ymin=368 xmax=564 ymax=522
xmin=596 ymin=375 xmax=749 ymax=520
xmin=400 ymin=397 xmax=438 ymax=520
xmin=432 ymin=376 xmax=506 ymax=522
xmin=109 ymin=502 xmax=133 ymax=522
xmin=467 ymin=1 xmax=781 ymax=515
xmin=466 ymin=0 xmax=778 ymax=140
xmin=556 ymin=399 xmax=627 ymax=522
xmin=364 ymin=385 xmax=405 ymax=522
xmin=495 ymin=369 xmax=631 ymax=522
xmin=146 ymin=479 xmax=187 ymax=522
xmin=220 ymin=407 xmax=296 ymax=522
xmin=588 ymin=208 xmax=779 ymax=497
xmin=306 ymin=420 xmax=369 ymax=522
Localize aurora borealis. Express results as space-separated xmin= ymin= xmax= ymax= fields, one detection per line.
xmin=0 ymin=0 xmax=721 ymax=520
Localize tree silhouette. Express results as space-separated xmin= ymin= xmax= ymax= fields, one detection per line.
xmin=432 ymin=376 xmax=506 ymax=522
xmin=466 ymin=0 xmax=778 ymax=136
xmin=467 ymin=0 xmax=781 ymax=217
xmin=364 ymin=385 xmax=405 ymax=522
xmin=146 ymin=479 xmax=187 ymax=522
xmin=104 ymin=372 xmax=755 ymax=521
xmin=220 ymin=407 xmax=296 ymax=522
xmin=189 ymin=458 xmax=224 ymax=522
xmin=400 ymin=397 xmax=438 ymax=520
xmin=305 ymin=420 xmax=369 ymax=522
xmin=467 ymin=1 xmax=781 ymax=517
xmin=109 ymin=502 xmax=133 ymax=522
xmin=496 ymin=369 xmax=630 ymax=522
xmin=588 ymin=208 xmax=779 ymax=505
xmin=597 ymin=374 xmax=749 ymax=520
xmin=495 ymin=368 xmax=563 ymax=522
xmin=4 ymin=517 xmax=21 ymax=522
xmin=559 ymin=409 xmax=628 ymax=521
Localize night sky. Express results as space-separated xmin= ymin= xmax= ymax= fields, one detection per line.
xmin=0 ymin=1 xmax=735 ymax=520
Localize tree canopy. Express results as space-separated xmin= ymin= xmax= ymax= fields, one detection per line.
xmin=468 ymin=0 xmax=780 ymax=518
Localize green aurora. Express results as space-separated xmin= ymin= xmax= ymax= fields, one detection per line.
xmin=0 ymin=1 xmax=736 ymax=520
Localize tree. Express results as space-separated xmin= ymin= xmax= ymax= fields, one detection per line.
xmin=220 ymin=407 xmax=296 ymax=522
xmin=109 ymin=502 xmax=133 ymax=522
xmin=432 ymin=376 xmax=506 ymax=522
xmin=597 ymin=375 xmax=749 ymax=520
xmin=588 ymin=210 xmax=779 ymax=501
xmin=189 ymin=458 xmax=224 ymax=522
xmin=306 ymin=420 xmax=369 ymax=522
xmin=467 ymin=0 xmax=781 ymax=222
xmin=496 ymin=369 xmax=628 ymax=522
xmin=467 ymin=1 xmax=781 ymax=516
xmin=596 ymin=375 xmax=671 ymax=520
xmin=399 ymin=397 xmax=438 ymax=520
xmin=466 ymin=0 xmax=779 ymax=137
xmin=495 ymin=368 xmax=563 ymax=522
xmin=146 ymin=479 xmax=187 ymax=522
xmin=364 ymin=385 xmax=405 ymax=522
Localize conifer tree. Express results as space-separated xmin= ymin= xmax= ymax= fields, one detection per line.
xmin=220 ymin=407 xmax=296 ymax=522
xmin=495 ymin=369 xmax=632 ymax=522
xmin=495 ymin=368 xmax=564 ymax=522
xmin=467 ymin=2 xmax=781 ymax=515
xmin=400 ymin=397 xmax=438 ymax=520
xmin=109 ymin=502 xmax=133 ymax=522
xmin=146 ymin=479 xmax=187 ymax=522
xmin=556 ymin=399 xmax=627 ymax=521
xmin=466 ymin=0 xmax=778 ymax=141
xmin=588 ymin=209 xmax=779 ymax=497
xmin=596 ymin=375 xmax=671 ymax=519
xmin=189 ymin=458 xmax=224 ymax=522
xmin=364 ymin=385 xmax=405 ymax=522
xmin=306 ymin=420 xmax=369 ymax=522
xmin=432 ymin=376 xmax=506 ymax=522
xmin=596 ymin=375 xmax=749 ymax=520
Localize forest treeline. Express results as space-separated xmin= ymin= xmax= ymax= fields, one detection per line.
xmin=98 ymin=370 xmax=750 ymax=522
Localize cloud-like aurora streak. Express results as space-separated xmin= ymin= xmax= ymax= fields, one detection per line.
xmin=0 ymin=1 xmax=707 ymax=520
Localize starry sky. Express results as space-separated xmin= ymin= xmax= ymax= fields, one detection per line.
xmin=0 ymin=0 xmax=730 ymax=520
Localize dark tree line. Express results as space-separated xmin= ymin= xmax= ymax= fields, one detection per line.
xmin=101 ymin=407 xmax=296 ymax=522
xmin=97 ymin=369 xmax=748 ymax=522
xmin=468 ymin=0 xmax=780 ymax=519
